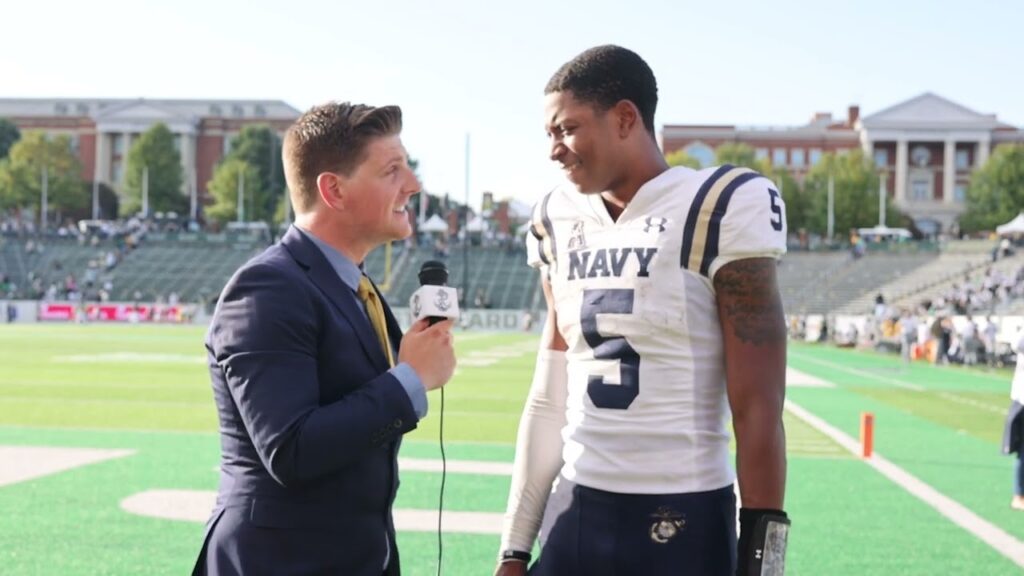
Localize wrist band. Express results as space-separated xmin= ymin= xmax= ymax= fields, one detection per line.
xmin=500 ymin=549 xmax=532 ymax=564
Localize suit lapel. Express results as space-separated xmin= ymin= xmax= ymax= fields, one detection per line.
xmin=280 ymin=226 xmax=390 ymax=371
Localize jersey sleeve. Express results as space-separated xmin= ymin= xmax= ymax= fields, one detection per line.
xmin=526 ymin=191 xmax=557 ymax=272
xmin=706 ymin=172 xmax=787 ymax=281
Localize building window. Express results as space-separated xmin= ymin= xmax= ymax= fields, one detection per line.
xmin=755 ymin=148 xmax=769 ymax=161
xmin=956 ymin=149 xmax=970 ymax=170
xmin=111 ymin=159 xmax=123 ymax=184
xmin=684 ymin=142 xmax=714 ymax=167
xmin=223 ymin=135 xmax=234 ymax=156
xmin=76 ymin=103 xmax=89 ymax=115
xmin=954 ymin=183 xmax=967 ymax=202
xmin=791 ymin=149 xmax=805 ymax=167
xmin=111 ymin=134 xmax=124 ymax=155
xmin=254 ymin=105 xmax=266 ymax=117
xmin=232 ymin=104 xmax=244 ymax=117
xmin=874 ymin=149 xmax=889 ymax=168
xmin=911 ymin=179 xmax=930 ymax=201
xmin=210 ymin=104 xmax=222 ymax=116
xmin=54 ymin=103 xmax=68 ymax=115
xmin=69 ymin=135 xmax=80 ymax=156
xmin=173 ymin=135 xmax=182 ymax=153
xmin=772 ymin=148 xmax=787 ymax=167
xmin=809 ymin=148 xmax=823 ymax=166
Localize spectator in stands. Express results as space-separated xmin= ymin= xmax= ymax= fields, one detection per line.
xmin=983 ymin=317 xmax=1000 ymax=367
xmin=874 ymin=293 xmax=887 ymax=319
xmin=960 ymin=316 xmax=980 ymax=366
xmin=931 ymin=316 xmax=951 ymax=364
xmin=898 ymin=309 xmax=918 ymax=363
xmin=1002 ymin=327 xmax=1024 ymax=511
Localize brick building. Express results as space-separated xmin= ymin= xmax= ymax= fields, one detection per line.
xmin=661 ymin=93 xmax=1024 ymax=232
xmin=0 ymin=98 xmax=300 ymax=218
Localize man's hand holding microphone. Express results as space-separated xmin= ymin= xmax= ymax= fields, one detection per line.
xmin=399 ymin=260 xmax=460 ymax=391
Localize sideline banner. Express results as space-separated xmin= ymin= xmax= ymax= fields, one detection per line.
xmin=37 ymin=302 xmax=194 ymax=323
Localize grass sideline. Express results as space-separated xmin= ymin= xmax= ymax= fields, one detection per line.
xmin=0 ymin=325 xmax=1020 ymax=574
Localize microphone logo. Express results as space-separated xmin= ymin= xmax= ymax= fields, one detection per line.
xmin=435 ymin=290 xmax=452 ymax=312
xmin=411 ymin=293 xmax=422 ymax=317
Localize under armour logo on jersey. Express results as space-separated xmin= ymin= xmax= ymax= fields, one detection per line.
xmin=568 ymin=220 xmax=587 ymax=251
xmin=644 ymin=217 xmax=668 ymax=234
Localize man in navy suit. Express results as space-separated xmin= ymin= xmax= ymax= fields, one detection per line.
xmin=193 ymin=102 xmax=457 ymax=576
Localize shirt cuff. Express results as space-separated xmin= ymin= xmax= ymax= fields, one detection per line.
xmin=391 ymin=362 xmax=428 ymax=419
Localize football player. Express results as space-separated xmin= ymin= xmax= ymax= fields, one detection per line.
xmin=495 ymin=45 xmax=789 ymax=576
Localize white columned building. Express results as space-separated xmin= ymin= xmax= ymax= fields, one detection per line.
xmin=858 ymin=93 xmax=1008 ymax=233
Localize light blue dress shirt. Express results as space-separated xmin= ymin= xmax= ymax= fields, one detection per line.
xmin=296 ymin=226 xmax=428 ymax=419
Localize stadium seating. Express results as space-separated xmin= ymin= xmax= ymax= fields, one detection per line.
xmin=381 ymin=245 xmax=542 ymax=311
xmin=778 ymin=251 xmax=939 ymax=314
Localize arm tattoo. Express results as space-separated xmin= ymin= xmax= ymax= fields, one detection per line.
xmin=713 ymin=258 xmax=786 ymax=345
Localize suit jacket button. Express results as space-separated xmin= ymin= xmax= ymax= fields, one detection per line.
xmin=393 ymin=419 xmax=403 ymax=429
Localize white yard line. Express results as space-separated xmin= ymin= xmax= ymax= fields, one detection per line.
xmin=788 ymin=353 xmax=924 ymax=391
xmin=936 ymin=392 xmax=1006 ymax=415
xmin=785 ymin=395 xmax=1024 ymax=569
xmin=790 ymin=352 xmax=1006 ymax=414
xmin=0 ymin=446 xmax=135 ymax=487
xmin=120 ymin=489 xmax=504 ymax=533
xmin=399 ymin=457 xmax=512 ymax=476
xmin=786 ymin=367 xmax=834 ymax=388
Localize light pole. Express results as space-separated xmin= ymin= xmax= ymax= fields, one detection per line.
xmin=40 ymin=165 xmax=48 ymax=233
xmin=237 ymin=168 xmax=245 ymax=223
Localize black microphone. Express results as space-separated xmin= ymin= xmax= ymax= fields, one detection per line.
xmin=418 ymin=260 xmax=449 ymax=325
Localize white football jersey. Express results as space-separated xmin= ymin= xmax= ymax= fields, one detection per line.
xmin=527 ymin=165 xmax=787 ymax=494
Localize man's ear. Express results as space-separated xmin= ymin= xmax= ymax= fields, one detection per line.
xmin=316 ymin=172 xmax=344 ymax=211
xmin=613 ymin=100 xmax=641 ymax=138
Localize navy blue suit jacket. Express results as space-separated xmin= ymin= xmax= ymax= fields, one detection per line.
xmin=193 ymin=226 xmax=417 ymax=576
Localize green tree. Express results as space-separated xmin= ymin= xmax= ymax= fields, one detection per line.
xmin=714 ymin=143 xmax=761 ymax=170
xmin=0 ymin=132 xmax=85 ymax=221
xmin=802 ymin=150 xmax=900 ymax=239
xmin=123 ymin=123 xmax=184 ymax=216
xmin=205 ymin=159 xmax=270 ymax=225
xmin=665 ymin=149 xmax=701 ymax=169
xmin=959 ymin=144 xmax=1024 ymax=233
xmin=0 ymin=118 xmax=20 ymax=160
xmin=225 ymin=126 xmax=284 ymax=222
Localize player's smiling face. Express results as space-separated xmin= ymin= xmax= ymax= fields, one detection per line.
xmin=545 ymin=90 xmax=619 ymax=194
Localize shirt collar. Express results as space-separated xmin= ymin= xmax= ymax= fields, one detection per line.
xmin=294 ymin=226 xmax=362 ymax=292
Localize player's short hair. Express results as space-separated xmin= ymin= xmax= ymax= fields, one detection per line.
xmin=283 ymin=102 xmax=403 ymax=213
xmin=545 ymin=45 xmax=658 ymax=133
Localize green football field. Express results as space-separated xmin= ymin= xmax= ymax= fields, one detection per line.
xmin=0 ymin=324 xmax=1022 ymax=575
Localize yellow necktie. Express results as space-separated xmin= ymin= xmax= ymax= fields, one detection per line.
xmin=357 ymin=275 xmax=395 ymax=367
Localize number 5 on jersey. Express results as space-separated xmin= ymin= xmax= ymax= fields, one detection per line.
xmin=581 ymin=288 xmax=640 ymax=410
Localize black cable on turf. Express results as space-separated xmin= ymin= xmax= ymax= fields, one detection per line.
xmin=437 ymin=387 xmax=446 ymax=576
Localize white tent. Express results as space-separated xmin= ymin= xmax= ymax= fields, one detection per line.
xmin=419 ymin=213 xmax=448 ymax=233
xmin=996 ymin=213 xmax=1024 ymax=236
xmin=466 ymin=215 xmax=489 ymax=232
xmin=857 ymin=225 xmax=912 ymax=240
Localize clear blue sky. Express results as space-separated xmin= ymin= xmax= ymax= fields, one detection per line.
xmin=2 ymin=0 xmax=1021 ymax=210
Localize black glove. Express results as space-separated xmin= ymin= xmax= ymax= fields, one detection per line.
xmin=737 ymin=508 xmax=790 ymax=576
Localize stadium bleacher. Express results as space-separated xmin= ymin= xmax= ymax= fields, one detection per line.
xmin=8 ymin=230 xmax=1023 ymax=321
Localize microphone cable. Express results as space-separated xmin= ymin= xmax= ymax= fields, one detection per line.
xmin=437 ymin=386 xmax=447 ymax=576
